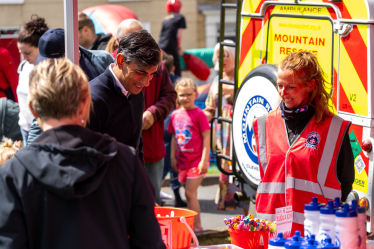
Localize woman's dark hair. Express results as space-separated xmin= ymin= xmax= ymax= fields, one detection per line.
xmin=17 ymin=15 xmax=49 ymax=48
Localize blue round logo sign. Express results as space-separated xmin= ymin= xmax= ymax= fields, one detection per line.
xmin=241 ymin=95 xmax=272 ymax=166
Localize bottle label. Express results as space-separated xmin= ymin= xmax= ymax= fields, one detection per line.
xmin=335 ymin=234 xmax=341 ymax=247
xmin=319 ymin=233 xmax=331 ymax=244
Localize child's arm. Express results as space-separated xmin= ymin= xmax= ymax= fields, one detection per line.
xmin=198 ymin=129 xmax=211 ymax=174
xmin=170 ymin=135 xmax=179 ymax=173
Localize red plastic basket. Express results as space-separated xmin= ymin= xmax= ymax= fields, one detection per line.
xmin=228 ymin=229 xmax=269 ymax=249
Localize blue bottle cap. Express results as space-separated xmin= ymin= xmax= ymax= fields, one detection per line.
xmin=320 ymin=200 xmax=335 ymax=214
xmin=287 ymin=231 xmax=304 ymax=241
xmin=321 ymin=238 xmax=340 ymax=249
xmin=300 ymin=239 xmax=317 ymax=249
xmin=302 ymin=235 xmax=318 ymax=246
xmin=270 ymin=232 xmax=287 ymax=246
xmin=334 ymin=197 xmax=342 ymax=208
xmin=285 ymin=236 xmax=302 ymax=249
xmin=350 ymin=200 xmax=366 ymax=214
xmin=335 ymin=203 xmax=357 ymax=217
xmin=305 ymin=197 xmax=322 ymax=211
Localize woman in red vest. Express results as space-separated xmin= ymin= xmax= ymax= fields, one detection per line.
xmin=253 ymin=51 xmax=354 ymax=236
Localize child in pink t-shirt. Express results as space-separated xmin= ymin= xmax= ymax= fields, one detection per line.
xmin=167 ymin=78 xmax=210 ymax=232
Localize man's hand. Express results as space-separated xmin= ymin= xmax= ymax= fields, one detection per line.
xmin=142 ymin=111 xmax=155 ymax=130
xmin=171 ymin=157 xmax=179 ymax=173
xmin=198 ymin=160 xmax=209 ymax=174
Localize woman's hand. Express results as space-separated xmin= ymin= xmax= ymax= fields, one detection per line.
xmin=222 ymin=84 xmax=234 ymax=97
xmin=13 ymin=141 xmax=22 ymax=149
xmin=203 ymin=107 xmax=215 ymax=122
xmin=171 ymin=157 xmax=179 ymax=173
xmin=198 ymin=160 xmax=209 ymax=174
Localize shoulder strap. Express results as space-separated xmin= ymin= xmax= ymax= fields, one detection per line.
xmin=0 ymin=98 xmax=7 ymax=138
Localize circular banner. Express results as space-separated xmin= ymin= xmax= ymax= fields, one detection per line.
xmin=233 ymin=75 xmax=280 ymax=187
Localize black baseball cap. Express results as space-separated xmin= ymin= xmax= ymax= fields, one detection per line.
xmin=36 ymin=28 xmax=65 ymax=65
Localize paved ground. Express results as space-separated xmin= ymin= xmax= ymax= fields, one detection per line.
xmin=161 ymin=184 xmax=256 ymax=230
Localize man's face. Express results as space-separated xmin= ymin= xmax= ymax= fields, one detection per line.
xmin=78 ymin=28 xmax=85 ymax=47
xmin=121 ymin=60 xmax=158 ymax=95
xmin=78 ymin=27 xmax=90 ymax=48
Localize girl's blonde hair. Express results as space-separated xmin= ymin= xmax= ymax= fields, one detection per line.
xmin=0 ymin=138 xmax=19 ymax=166
xmin=28 ymin=58 xmax=91 ymax=126
xmin=279 ymin=51 xmax=333 ymax=124
xmin=105 ymin=36 xmax=118 ymax=55
xmin=175 ymin=78 xmax=198 ymax=93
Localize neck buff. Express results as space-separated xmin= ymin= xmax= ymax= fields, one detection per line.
xmin=280 ymin=101 xmax=309 ymax=119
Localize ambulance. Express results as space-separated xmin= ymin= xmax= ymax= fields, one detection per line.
xmin=216 ymin=0 xmax=374 ymax=233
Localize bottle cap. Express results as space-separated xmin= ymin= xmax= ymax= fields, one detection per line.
xmin=300 ymin=239 xmax=317 ymax=249
xmin=321 ymin=238 xmax=340 ymax=249
xmin=350 ymin=200 xmax=366 ymax=214
xmin=285 ymin=236 xmax=302 ymax=249
xmin=270 ymin=232 xmax=287 ymax=246
xmin=302 ymin=235 xmax=318 ymax=246
xmin=335 ymin=203 xmax=357 ymax=217
xmin=320 ymin=200 xmax=335 ymax=214
xmin=287 ymin=231 xmax=304 ymax=241
xmin=333 ymin=197 xmax=342 ymax=208
xmin=305 ymin=197 xmax=322 ymax=211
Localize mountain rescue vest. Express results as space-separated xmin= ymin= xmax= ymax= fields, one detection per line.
xmin=253 ymin=109 xmax=351 ymax=236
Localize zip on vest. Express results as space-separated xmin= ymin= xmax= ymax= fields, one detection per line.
xmin=282 ymin=114 xmax=315 ymax=205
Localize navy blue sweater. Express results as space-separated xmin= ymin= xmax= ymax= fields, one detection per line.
xmin=87 ymin=67 xmax=145 ymax=163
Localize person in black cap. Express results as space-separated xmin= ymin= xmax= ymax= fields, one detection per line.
xmin=27 ymin=28 xmax=114 ymax=145
xmin=35 ymin=28 xmax=114 ymax=80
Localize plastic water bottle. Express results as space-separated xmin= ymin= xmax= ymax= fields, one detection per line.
xmin=335 ymin=203 xmax=358 ymax=249
xmin=319 ymin=200 xmax=336 ymax=244
xmin=319 ymin=238 xmax=340 ymax=249
xmin=350 ymin=200 xmax=366 ymax=249
xmin=269 ymin=232 xmax=287 ymax=249
xmin=305 ymin=197 xmax=323 ymax=241
xmin=301 ymin=239 xmax=318 ymax=249
xmin=285 ymin=235 xmax=302 ymax=249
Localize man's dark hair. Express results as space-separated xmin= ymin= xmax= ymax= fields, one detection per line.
xmin=162 ymin=51 xmax=174 ymax=74
xmin=78 ymin=12 xmax=95 ymax=32
xmin=118 ymin=30 xmax=161 ymax=69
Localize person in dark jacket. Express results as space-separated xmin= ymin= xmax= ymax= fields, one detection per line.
xmin=78 ymin=12 xmax=112 ymax=51
xmin=87 ymin=30 xmax=161 ymax=165
xmin=158 ymin=0 xmax=186 ymax=77
xmin=0 ymin=58 xmax=165 ymax=249
xmin=115 ymin=20 xmax=177 ymax=205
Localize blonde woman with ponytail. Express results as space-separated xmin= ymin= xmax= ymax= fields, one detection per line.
xmin=253 ymin=51 xmax=354 ymax=236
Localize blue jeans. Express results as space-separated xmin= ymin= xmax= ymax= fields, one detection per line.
xmin=145 ymin=159 xmax=164 ymax=205
xmin=20 ymin=128 xmax=29 ymax=145
xmin=163 ymin=131 xmax=181 ymax=190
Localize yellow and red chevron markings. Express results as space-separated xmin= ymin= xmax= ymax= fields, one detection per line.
xmin=239 ymin=0 xmax=369 ymax=116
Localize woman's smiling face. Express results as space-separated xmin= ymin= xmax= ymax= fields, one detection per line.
xmin=277 ymin=69 xmax=313 ymax=109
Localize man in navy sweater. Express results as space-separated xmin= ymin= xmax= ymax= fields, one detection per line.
xmin=87 ymin=30 xmax=161 ymax=163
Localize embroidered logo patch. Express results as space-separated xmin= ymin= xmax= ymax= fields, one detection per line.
xmin=304 ymin=131 xmax=321 ymax=150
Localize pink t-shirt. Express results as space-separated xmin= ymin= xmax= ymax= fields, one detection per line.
xmin=168 ymin=107 xmax=210 ymax=170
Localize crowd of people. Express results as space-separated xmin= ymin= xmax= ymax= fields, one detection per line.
xmin=0 ymin=0 xmax=353 ymax=246
xmin=0 ymin=0 xmax=250 ymax=247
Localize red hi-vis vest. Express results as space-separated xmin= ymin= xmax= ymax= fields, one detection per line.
xmin=253 ymin=109 xmax=351 ymax=236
